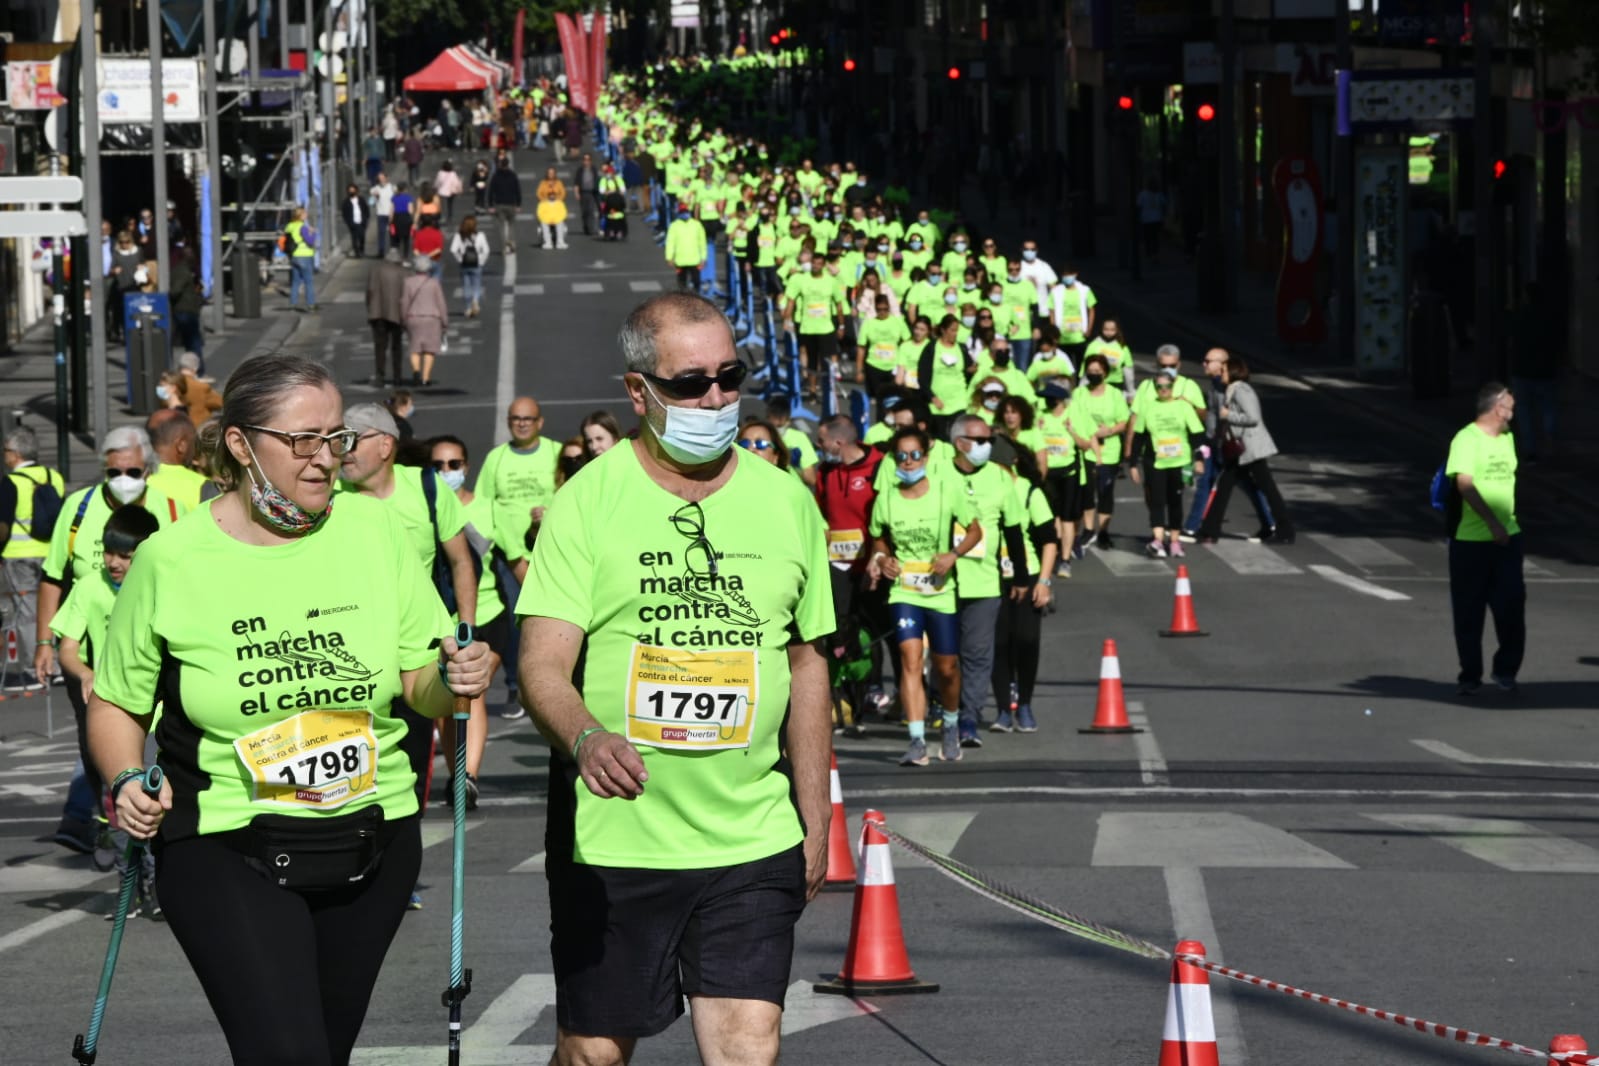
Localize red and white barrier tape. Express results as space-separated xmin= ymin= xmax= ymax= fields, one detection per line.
xmin=1176 ymin=954 xmax=1594 ymax=1064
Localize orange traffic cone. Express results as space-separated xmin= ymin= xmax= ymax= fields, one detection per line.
xmin=1551 ymin=1035 xmax=1594 ymax=1065
xmin=1080 ymin=639 xmax=1142 ymax=734
xmin=813 ymin=810 xmax=939 ymax=996
xmin=1160 ymin=565 xmax=1208 ymax=638
xmin=1159 ymin=940 xmax=1220 ymax=1066
xmin=823 ymin=754 xmax=856 ymax=891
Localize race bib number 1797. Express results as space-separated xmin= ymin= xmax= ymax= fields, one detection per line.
xmin=625 ymin=644 xmax=760 ymax=751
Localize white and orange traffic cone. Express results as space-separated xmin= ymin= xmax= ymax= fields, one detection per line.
xmin=823 ymin=753 xmax=856 ymax=891
xmin=814 ymin=810 xmax=939 ymax=996
xmin=1160 ymin=564 xmax=1208 ymax=638
xmin=1080 ymin=639 xmax=1142 ymax=734
xmin=1159 ymin=940 xmax=1220 ymax=1066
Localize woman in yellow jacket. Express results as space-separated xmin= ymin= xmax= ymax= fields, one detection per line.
xmin=536 ymin=167 xmax=569 ymax=250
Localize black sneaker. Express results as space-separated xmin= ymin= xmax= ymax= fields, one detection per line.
xmin=1246 ymin=527 xmax=1275 ymax=544
xmin=1490 ymin=673 xmax=1519 ymax=693
xmin=53 ymin=820 xmax=97 ymax=855
xmin=465 ymin=773 xmax=480 ymax=811
xmin=1457 ymin=680 xmax=1482 ymax=697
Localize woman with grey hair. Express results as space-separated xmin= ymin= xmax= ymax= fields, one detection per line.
xmin=401 ymin=254 xmax=449 ymax=387
xmin=87 ymin=354 xmax=493 ymax=1063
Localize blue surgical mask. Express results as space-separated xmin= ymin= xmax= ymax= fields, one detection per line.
xmin=965 ymin=440 xmax=993 ymax=466
xmin=952 ymin=241 xmax=967 ymax=252
xmin=910 ymin=239 xmax=923 ymax=249
xmin=1022 ymin=250 xmax=1038 ymax=261
xmin=928 ymin=272 xmax=942 ymax=284
xmin=440 ymin=468 xmax=467 ymax=491
xmin=989 ymin=293 xmax=1003 ymax=304
xmin=644 ymin=380 xmax=741 ymax=465
xmin=961 ymin=315 xmax=976 ymax=327
xmin=895 ymin=466 xmax=927 ymax=486
xmin=1064 ymin=274 xmax=1078 ymax=285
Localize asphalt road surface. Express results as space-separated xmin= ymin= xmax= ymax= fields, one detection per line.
xmin=2 ymin=143 xmax=1596 ymax=1065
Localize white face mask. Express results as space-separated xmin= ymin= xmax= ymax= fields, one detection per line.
xmin=107 ymin=473 xmax=145 ymax=505
xmin=644 ymin=380 xmax=742 ymax=465
xmin=440 ymin=468 xmax=467 ymax=491
xmin=964 ymin=440 xmax=992 ymax=467
xmin=155 ymin=384 xmax=171 ymax=401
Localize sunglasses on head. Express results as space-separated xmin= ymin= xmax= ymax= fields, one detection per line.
xmin=894 ymin=449 xmax=925 ymax=462
xmin=643 ymin=362 xmax=748 ymax=400
xmin=432 ymin=458 xmax=466 ymax=471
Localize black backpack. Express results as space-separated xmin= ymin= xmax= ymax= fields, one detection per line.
xmin=15 ymin=467 xmax=63 ymax=541
xmin=421 ymin=467 xmax=483 ymax=615
xmin=460 ymin=238 xmax=479 ymax=269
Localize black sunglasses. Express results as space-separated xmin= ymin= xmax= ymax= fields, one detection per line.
xmin=894 ymin=450 xmax=925 ymax=463
xmin=643 ymin=362 xmax=748 ymax=400
xmin=104 ymin=467 xmax=146 ymax=479
xmin=432 ymin=458 xmax=466 ymax=471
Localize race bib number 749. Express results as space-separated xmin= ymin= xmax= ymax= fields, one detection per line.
xmin=625 ymin=644 xmax=760 ymax=751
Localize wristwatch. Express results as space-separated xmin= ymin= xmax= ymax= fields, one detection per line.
xmin=1038 ymin=577 xmax=1053 ymax=588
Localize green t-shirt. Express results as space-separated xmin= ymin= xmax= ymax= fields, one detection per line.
xmin=473 ymin=441 xmax=561 ymax=561
xmin=1001 ymin=279 xmax=1036 ymax=339
xmin=785 ymin=272 xmax=841 ymax=335
xmin=1027 ymin=349 xmax=1075 ymax=386
xmin=1135 ymin=399 xmax=1205 ymax=469
xmin=1037 ymin=408 xmax=1078 ymax=470
xmin=859 ymin=315 xmax=911 ymax=372
xmin=868 ymin=474 xmax=976 ymax=613
xmin=952 ymin=462 xmax=1027 ymax=599
xmin=519 ymin=444 xmax=833 ymax=869
xmin=1011 ymin=427 xmax=1046 ymax=462
xmin=905 ymin=280 xmax=942 ymax=317
xmin=336 ymin=465 xmax=466 ymax=573
xmin=94 ymin=496 xmax=450 ymax=840
xmin=50 ymin=568 xmax=119 ymax=667
xmin=1130 ymin=375 xmax=1206 ymax=430
xmin=1073 ymin=387 xmax=1131 ymax=465
xmin=872 ymin=439 xmax=958 ymax=495
xmin=1446 ymin=423 xmax=1520 ymax=542
xmin=927 ymin=342 xmax=970 ymax=414
xmin=863 ymin=421 xmax=895 ymax=447
xmin=148 ymin=463 xmax=210 ymax=513
xmin=462 ymin=494 xmax=505 ymax=626
xmin=1001 ymin=477 xmax=1056 ymax=580
xmin=780 ymin=425 xmax=818 ymax=470
xmin=1052 ymin=282 xmax=1098 ymax=342
xmin=44 ymin=483 xmax=186 ymax=585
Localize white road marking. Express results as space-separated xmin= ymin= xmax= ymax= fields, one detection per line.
xmin=779 ymin=982 xmax=880 ymax=1033
xmin=1308 ymin=460 xmax=1361 ymax=477
xmin=0 ymin=908 xmax=92 ymax=955
xmin=628 ymin=280 xmax=663 ymax=292
xmin=1523 ymin=557 xmax=1555 ymax=577
xmin=1366 ymin=813 xmax=1599 ymax=873
xmin=1091 ymin=547 xmax=1171 ymax=578
xmin=419 ymin=819 xmax=483 ymax=851
xmin=351 ymin=973 xmax=557 ymax=1065
xmin=1306 ymin=533 xmax=1411 ymax=570
xmin=877 ymin=809 xmax=978 ymax=869
xmin=1411 ymin=739 xmax=1599 ymax=771
xmin=1127 ymin=701 xmax=1167 ymax=786
xmin=511 ymin=283 xmax=544 ymax=297
xmin=570 ymin=281 xmax=603 ymax=294
xmin=496 ymin=256 xmax=519 ymax=443
xmin=1093 ymin=812 xmax=1353 ymax=868
xmin=1308 ymin=564 xmax=1411 ymax=601
xmin=1202 ymin=540 xmax=1301 ymax=575
xmin=0 ymin=851 xmax=111 ymax=894
xmin=510 ymin=851 xmax=545 ymax=873
xmin=1164 ymin=867 xmax=1251 ymax=1065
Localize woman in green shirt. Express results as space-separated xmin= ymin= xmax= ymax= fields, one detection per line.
xmin=1071 ymin=354 xmax=1131 ymax=554
xmin=866 ymin=428 xmax=982 ymax=767
xmin=996 ymin=395 xmax=1049 ymax=478
xmin=1083 ymin=317 xmax=1134 ymax=398
xmin=1128 ymin=369 xmax=1207 ymax=557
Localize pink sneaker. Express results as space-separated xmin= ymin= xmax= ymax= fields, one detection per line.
xmin=1169 ymin=539 xmax=1185 ymax=557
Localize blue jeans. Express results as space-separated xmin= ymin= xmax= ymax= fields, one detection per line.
xmin=1009 ymin=338 xmax=1032 ymax=372
xmin=289 ymin=257 xmax=316 ymax=307
xmin=461 ymin=265 xmax=484 ymax=307
xmin=1448 ymin=535 xmax=1525 ymax=684
xmin=62 ymin=757 xmax=96 ymax=826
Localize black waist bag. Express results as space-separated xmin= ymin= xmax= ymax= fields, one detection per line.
xmin=241 ymin=807 xmax=386 ymax=891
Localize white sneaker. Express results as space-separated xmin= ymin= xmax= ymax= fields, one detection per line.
xmin=1169 ymin=540 xmax=1185 ymax=558
xmin=1145 ymin=539 xmax=1167 ymax=558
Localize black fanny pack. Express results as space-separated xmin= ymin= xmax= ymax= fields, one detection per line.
xmin=239 ymin=807 xmax=386 ymax=891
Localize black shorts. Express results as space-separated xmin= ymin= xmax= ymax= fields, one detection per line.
xmin=1045 ymin=466 xmax=1082 ymax=522
xmin=548 ymin=842 xmax=806 ymax=1039
xmin=797 ymin=331 xmax=838 ymax=372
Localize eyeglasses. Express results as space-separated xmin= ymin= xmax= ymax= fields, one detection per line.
xmin=642 ymin=362 xmax=748 ymax=400
xmin=104 ymin=467 xmax=145 ymax=479
xmin=736 ymin=438 xmax=775 ymax=451
xmin=894 ymin=450 xmax=925 ymax=463
xmin=960 ymin=434 xmax=994 ymax=443
xmin=432 ymin=458 xmax=466 ymax=471
xmin=242 ymin=425 xmax=359 ymax=458
xmin=670 ymin=500 xmax=720 ymax=577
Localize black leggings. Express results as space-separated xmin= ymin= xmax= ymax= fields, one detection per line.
xmin=154 ymin=818 xmax=422 ymax=1066
xmin=394 ymin=701 xmax=436 ymax=808
xmin=1087 ymin=461 xmax=1118 ymax=515
xmin=1199 ymin=457 xmax=1293 ymax=538
xmin=991 ymin=584 xmax=1044 ymax=708
xmin=1145 ymin=466 xmax=1185 ymax=530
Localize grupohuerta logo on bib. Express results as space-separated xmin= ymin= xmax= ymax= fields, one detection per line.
xmin=230 ymin=612 xmax=382 ymax=717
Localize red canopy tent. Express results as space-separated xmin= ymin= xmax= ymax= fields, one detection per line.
xmin=403 ymin=48 xmax=498 ymax=92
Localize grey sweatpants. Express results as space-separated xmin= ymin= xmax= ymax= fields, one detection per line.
xmin=2 ymin=557 xmax=42 ymax=666
xmin=957 ymin=595 xmax=1001 ymax=726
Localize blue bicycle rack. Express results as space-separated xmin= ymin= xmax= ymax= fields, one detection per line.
xmin=849 ymin=386 xmax=870 ymax=441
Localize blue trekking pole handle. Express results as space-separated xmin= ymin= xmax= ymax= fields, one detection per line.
xmin=74 ymin=765 xmax=163 ymax=1065
xmin=444 ymin=622 xmax=473 ymax=1064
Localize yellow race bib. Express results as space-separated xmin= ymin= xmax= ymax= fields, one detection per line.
xmin=1155 ymin=434 xmax=1182 ymax=459
xmin=1045 ymin=435 xmax=1071 ymax=457
xmin=233 ymin=710 xmax=378 ymax=811
xmin=804 ymin=299 xmax=828 ymax=319
xmin=899 ymin=559 xmax=941 ymax=595
xmin=827 ymin=528 xmax=864 ymax=564
xmin=625 ymin=644 xmax=759 ymax=751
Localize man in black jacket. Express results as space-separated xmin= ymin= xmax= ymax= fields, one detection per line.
xmin=571 ymin=153 xmax=600 ymax=236
xmin=488 ymin=157 xmax=523 ymax=255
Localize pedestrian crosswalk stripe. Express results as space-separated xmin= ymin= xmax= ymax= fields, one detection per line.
xmin=1202 ymin=539 xmax=1302 ymax=575
xmin=572 ymin=282 xmax=603 ymax=294
xmin=513 ymin=283 xmax=545 ymax=296
xmin=0 ymin=850 xmax=109 ymax=894
xmin=509 ymin=851 xmax=545 ymax=873
xmin=1523 ymin=557 xmax=1554 ymax=577
xmin=1092 ymin=811 xmax=1354 ymax=868
xmin=880 ymin=809 xmax=978 ymax=869
xmin=629 ymin=280 xmax=663 ymax=292
xmin=1366 ymin=814 xmax=1599 ymax=873
xmin=1090 ymin=547 xmax=1170 ymax=578
xmin=334 ymin=291 xmax=364 ymax=304
xmin=1306 ymin=533 xmax=1410 ymax=570
xmin=1308 ymin=564 xmax=1411 ymax=601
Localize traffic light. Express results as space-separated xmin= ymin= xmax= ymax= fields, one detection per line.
xmin=842 ymin=58 xmax=856 ymax=72
xmin=1117 ymin=94 xmax=1135 ymax=112
xmin=1196 ymin=102 xmax=1216 ymax=123
xmin=1492 ymin=158 xmax=1508 ymax=180
xmin=769 ymin=33 xmax=780 ymax=47
xmin=947 ymin=65 xmax=961 ymax=80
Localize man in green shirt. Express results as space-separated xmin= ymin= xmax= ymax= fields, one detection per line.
xmin=1446 ymin=382 xmax=1524 ymax=696
xmin=520 ymin=291 xmax=833 ymax=1065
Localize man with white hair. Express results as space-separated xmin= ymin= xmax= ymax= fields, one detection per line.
xmin=35 ymin=425 xmax=186 ymax=853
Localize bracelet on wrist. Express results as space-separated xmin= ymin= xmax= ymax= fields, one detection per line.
xmin=109 ymin=767 xmax=147 ymax=801
xmin=572 ymin=726 xmax=607 ymax=763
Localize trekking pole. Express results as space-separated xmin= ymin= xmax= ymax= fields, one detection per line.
xmin=73 ymin=764 xmax=164 ymax=1065
xmin=442 ymin=621 xmax=474 ymax=1066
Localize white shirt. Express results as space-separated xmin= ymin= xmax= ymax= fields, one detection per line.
xmin=1018 ymin=257 xmax=1058 ymax=312
xmin=347 ymin=197 xmax=363 ymax=226
xmin=372 ymin=182 xmax=396 ymax=217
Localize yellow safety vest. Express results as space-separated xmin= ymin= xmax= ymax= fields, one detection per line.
xmin=5 ymin=465 xmax=64 ymax=560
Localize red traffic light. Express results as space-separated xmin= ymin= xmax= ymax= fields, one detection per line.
xmin=1493 ymin=158 xmax=1508 ymax=179
xmin=1196 ymin=102 xmax=1216 ymax=122
xmin=778 ymin=28 xmax=789 ymax=39
xmin=843 ymin=58 xmax=856 ymax=72
xmin=1117 ymin=95 xmax=1135 ymax=111
xmin=769 ymin=34 xmax=779 ymax=45
xmin=947 ymin=66 xmax=961 ymax=80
